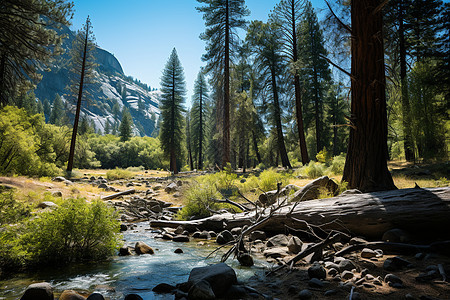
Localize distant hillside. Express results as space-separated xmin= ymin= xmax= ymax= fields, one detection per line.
xmin=34 ymin=23 xmax=160 ymax=136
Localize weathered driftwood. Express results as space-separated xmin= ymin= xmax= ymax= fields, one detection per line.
xmin=150 ymin=187 xmax=450 ymax=238
xmin=101 ymin=189 xmax=135 ymax=200
xmin=258 ymin=184 xmax=301 ymax=206
xmin=290 ymin=176 xmax=338 ymax=202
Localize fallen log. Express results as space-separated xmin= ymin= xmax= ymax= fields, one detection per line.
xmin=150 ymin=187 xmax=450 ymax=238
xmin=101 ymin=189 xmax=135 ymax=200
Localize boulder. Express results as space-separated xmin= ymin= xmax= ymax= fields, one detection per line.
xmin=298 ymin=289 xmax=313 ymax=299
xmin=341 ymin=270 xmax=354 ymax=280
xmin=174 ymin=248 xmax=184 ymax=254
xmin=134 ymin=241 xmax=154 ymax=255
xmin=385 ymin=274 xmax=403 ymax=285
xmin=174 ymin=225 xmax=185 ymax=235
xmin=150 ymin=205 xmax=163 ymax=213
xmin=119 ymin=246 xmax=133 ymax=256
xmin=308 ymin=263 xmax=327 ymax=280
xmin=59 ymin=290 xmax=86 ymax=300
xmin=266 ymin=234 xmax=289 ymax=247
xmin=309 ymin=278 xmax=325 ymax=288
xmin=86 ymin=293 xmax=104 ymax=300
xmin=123 ymin=295 xmax=143 ymax=300
xmin=187 ymin=263 xmax=237 ymax=297
xmin=263 ymin=247 xmax=289 ymax=258
xmin=249 ymin=230 xmax=266 ymax=241
xmin=338 ymin=259 xmax=358 ymax=272
xmin=165 ymin=182 xmax=178 ymax=193
xmin=188 ymin=280 xmax=215 ymax=300
xmin=198 ymin=231 xmax=211 ymax=240
xmin=173 ymin=235 xmax=190 ymax=242
xmin=237 ymin=252 xmax=254 ymax=267
xmin=383 ymin=256 xmax=413 ymax=271
xmin=230 ymin=227 xmax=242 ymax=235
xmin=153 ymin=184 xmax=163 ymax=191
xmin=216 ymin=230 xmax=234 ymax=245
xmin=51 ymin=191 xmax=63 ymax=197
xmin=382 ymin=228 xmax=412 ymax=243
xmin=287 ymin=236 xmax=303 ymax=254
xmin=97 ymin=183 xmax=108 ymax=190
xmin=152 ymin=283 xmax=176 ymax=293
xmin=36 ymin=201 xmax=58 ymax=209
xmin=361 ymin=248 xmax=377 ymax=259
xmin=20 ymin=282 xmax=53 ymax=300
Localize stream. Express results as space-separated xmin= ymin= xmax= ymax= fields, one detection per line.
xmin=0 ymin=223 xmax=268 ymax=299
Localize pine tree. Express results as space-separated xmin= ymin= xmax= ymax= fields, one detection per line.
xmin=43 ymin=98 xmax=51 ymax=122
xmin=119 ymin=107 xmax=133 ymax=142
xmin=271 ymin=0 xmax=309 ymax=164
xmin=50 ymin=95 xmax=65 ymax=125
xmin=66 ymin=16 xmax=97 ymax=174
xmin=186 ymin=110 xmax=195 ymax=170
xmin=138 ymin=95 xmax=145 ymax=112
xmin=79 ymin=116 xmax=91 ymax=135
xmin=191 ymin=70 xmax=209 ymax=170
xmin=0 ymin=0 xmax=73 ymax=106
xmin=246 ymin=21 xmax=291 ymax=169
xmin=298 ymin=1 xmax=332 ymax=155
xmin=104 ymin=119 xmax=111 ymax=135
xmin=159 ymin=48 xmax=186 ymax=174
xmin=196 ymin=0 xmax=249 ymax=167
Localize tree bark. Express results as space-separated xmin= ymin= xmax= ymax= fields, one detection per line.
xmin=150 ymin=187 xmax=450 ymax=239
xmin=198 ymin=86 xmax=203 ymax=170
xmin=223 ymin=0 xmax=231 ymax=168
xmin=342 ymin=0 xmax=396 ymax=192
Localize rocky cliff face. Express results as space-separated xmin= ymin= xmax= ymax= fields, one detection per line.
xmin=34 ymin=24 xmax=159 ymax=137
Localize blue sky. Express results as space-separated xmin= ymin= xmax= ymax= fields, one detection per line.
xmin=71 ymin=0 xmax=325 ymax=106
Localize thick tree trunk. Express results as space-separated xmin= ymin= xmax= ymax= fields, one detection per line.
xmin=252 ymin=130 xmax=262 ymax=164
xmin=271 ymin=68 xmax=291 ymax=169
xmin=151 ymin=187 xmax=450 ymax=239
xmin=342 ymin=0 xmax=396 ymax=192
xmin=313 ymin=66 xmax=321 ymax=154
xmin=223 ymin=0 xmax=231 ymax=168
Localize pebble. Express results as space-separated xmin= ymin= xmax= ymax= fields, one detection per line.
xmin=385 ymin=273 xmax=403 ymax=285
xmin=298 ymin=289 xmax=313 ymax=299
xmin=342 ymin=270 xmax=354 ymax=280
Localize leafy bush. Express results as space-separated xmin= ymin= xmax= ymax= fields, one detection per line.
xmin=22 ymin=198 xmax=121 ymax=265
xmin=316 ymin=147 xmax=332 ymax=164
xmin=296 ymin=161 xmax=326 ymax=179
xmin=177 ymin=181 xmax=222 ymax=220
xmin=257 ymin=168 xmax=290 ymax=192
xmin=106 ymin=168 xmax=134 ymax=180
xmin=329 ymin=154 xmax=346 ymax=175
xmin=0 ymin=190 xmax=31 ymax=226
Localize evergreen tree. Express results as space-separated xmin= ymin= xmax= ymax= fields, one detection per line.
xmin=112 ymin=100 xmax=121 ymax=120
xmin=104 ymin=119 xmax=111 ymax=135
xmin=0 ymin=0 xmax=73 ymax=106
xmin=159 ymin=48 xmax=186 ymax=174
xmin=49 ymin=95 xmax=65 ymax=125
xmin=246 ymin=21 xmax=291 ymax=169
xmin=43 ymin=98 xmax=51 ymax=122
xmin=186 ymin=110 xmax=195 ymax=170
xmin=119 ymin=107 xmax=133 ymax=142
xmin=79 ymin=116 xmax=91 ymax=135
xmin=196 ymin=0 xmax=249 ymax=167
xmin=271 ymin=0 xmax=309 ymax=164
xmin=138 ymin=95 xmax=145 ymax=112
xmin=36 ymin=99 xmax=44 ymax=115
xmin=298 ymin=1 xmax=332 ymax=155
xmin=66 ymin=16 xmax=97 ymax=174
xmin=326 ymin=83 xmax=348 ymax=156
xmin=191 ymin=70 xmax=209 ymax=170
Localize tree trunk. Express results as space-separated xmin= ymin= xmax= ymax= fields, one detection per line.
xmin=271 ymin=68 xmax=292 ymax=169
xmin=223 ymin=0 xmax=231 ymax=168
xmin=252 ymin=130 xmax=262 ymax=164
xmin=398 ymin=1 xmax=415 ymax=162
xmin=170 ymin=148 xmax=178 ymax=174
xmin=342 ymin=0 xmax=396 ymax=192
xmin=151 ymin=187 xmax=450 ymax=239
xmin=313 ymin=65 xmax=321 ymax=154
xmin=67 ymin=21 xmax=90 ymax=174
xmin=198 ymin=87 xmax=203 ymax=170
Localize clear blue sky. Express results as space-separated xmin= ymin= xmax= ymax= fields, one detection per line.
xmin=71 ymin=0 xmax=325 ymax=106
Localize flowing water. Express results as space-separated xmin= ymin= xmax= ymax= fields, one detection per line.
xmin=0 ymin=223 xmax=268 ymax=299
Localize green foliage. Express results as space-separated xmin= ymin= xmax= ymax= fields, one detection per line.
xmin=22 ymin=198 xmax=121 ymax=265
xmin=257 ymin=168 xmax=290 ymax=192
xmin=329 ymin=153 xmax=346 ymax=175
xmin=316 ymin=147 xmax=332 ymax=164
xmin=0 ymin=190 xmax=31 ymax=226
xmin=119 ymin=107 xmax=133 ymax=142
xmin=106 ymin=168 xmax=134 ymax=180
xmin=177 ymin=180 xmax=222 ymax=220
xmin=191 ymin=70 xmax=209 ymax=170
xmin=296 ymin=161 xmax=326 ymax=179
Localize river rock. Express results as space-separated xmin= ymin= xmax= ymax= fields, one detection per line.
xmin=165 ymin=182 xmax=178 ymax=193
xmin=216 ymin=230 xmax=234 ymax=245
xmin=135 ymin=241 xmax=154 ymax=255
xmin=199 ymin=230 xmax=211 ymax=239
xmin=86 ymin=293 xmax=104 ymax=300
xmin=222 ymin=284 xmax=248 ymax=299
xmin=174 ymin=248 xmax=184 ymax=254
xmin=349 ymin=237 xmax=368 ymax=245
xmin=173 ymin=235 xmax=190 ymax=242
xmin=51 ymin=191 xmax=63 ymax=197
xmin=187 ymin=263 xmax=237 ymax=297
xmin=230 ymin=227 xmax=242 ymax=235
xmin=175 ymin=225 xmax=185 ymax=235
xmin=59 ymin=290 xmax=86 ymax=300
xmin=361 ymin=248 xmax=377 ymax=258
xmin=383 ymin=256 xmax=413 ymax=271
xmin=119 ymin=246 xmax=133 ymax=256
xmin=249 ymin=230 xmax=266 ymax=241
xmin=341 ymin=270 xmax=354 ymax=280
xmin=338 ymin=259 xmax=358 ymax=272
xmin=287 ymin=236 xmax=303 ymax=254
xmin=298 ymin=289 xmax=313 ymax=299
xmin=36 ymin=201 xmax=58 ymax=209
xmin=263 ymin=247 xmax=288 ymax=258
xmin=237 ymin=252 xmax=254 ymax=267
xmin=188 ymin=280 xmax=215 ymax=300
xmin=123 ymin=295 xmax=143 ymax=300
xmin=20 ymin=282 xmax=53 ymax=300
xmin=266 ymin=234 xmax=289 ymax=247
xmin=152 ymin=283 xmax=176 ymax=293
xmin=385 ymin=274 xmax=403 ymax=285
xmin=308 ymin=263 xmax=326 ymax=280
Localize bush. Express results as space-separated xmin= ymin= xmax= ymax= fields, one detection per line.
xmin=177 ymin=181 xmax=222 ymax=220
xmin=257 ymin=168 xmax=289 ymax=192
xmin=296 ymin=161 xmax=326 ymax=179
xmin=0 ymin=190 xmax=31 ymax=226
xmin=22 ymin=198 xmax=121 ymax=265
xmin=106 ymin=168 xmax=134 ymax=180
xmin=329 ymin=154 xmax=346 ymax=175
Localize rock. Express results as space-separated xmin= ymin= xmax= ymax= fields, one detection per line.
xmin=208 ymin=231 xmax=217 ymax=237
xmin=192 ymin=231 xmax=202 ymax=238
xmin=325 ymin=261 xmax=340 ymax=271
xmin=287 ymin=236 xmax=303 ymax=254
xmin=153 ymin=184 xmax=163 ymax=191
xmin=59 ymin=290 xmax=86 ymax=300
xmin=152 ymin=283 xmax=176 ymax=293
xmin=338 ymin=259 xmax=358 ymax=272
xmin=361 ymin=248 xmax=377 ymax=259
xmin=20 ymin=282 xmax=53 ymax=300
xmin=340 ymin=189 xmax=362 ymax=195
xmin=309 ymin=278 xmax=325 ymax=288
xmin=172 ymin=192 xmax=181 ymax=198
xmin=341 ymin=270 xmax=354 ymax=280
xmin=97 ymin=183 xmax=108 ymax=189
xmin=298 ymin=289 xmax=313 ymax=299
xmin=119 ymin=246 xmax=133 ymax=256
xmin=351 ymin=292 xmax=362 ymax=300
xmin=266 ymin=234 xmax=289 ymax=247
xmin=188 ymin=280 xmax=215 ymax=300
xmin=162 ymin=233 xmax=173 ymax=240
xmin=173 ymin=235 xmax=190 ymax=242
xmin=328 ymin=268 xmax=339 ymax=277
xmin=86 ymin=293 xmax=104 ymax=300
xmin=263 ymin=247 xmax=288 ymax=258
xmin=405 ymin=294 xmax=415 ymax=299
xmin=51 ymin=191 xmax=63 ymax=197
xmin=174 ymin=248 xmax=184 ymax=254
xmin=150 ymin=204 xmax=162 ymax=213
xmin=93 ymin=285 xmax=115 ymax=292
xmin=383 ymin=257 xmax=413 ymax=271
xmin=36 ymin=201 xmax=58 ymax=209
xmin=415 ymin=270 xmax=440 ymax=282
xmin=385 ymin=274 xmax=403 ymax=285
xmin=134 ymin=241 xmax=154 ymax=255
xmin=120 ymin=224 xmax=128 ymax=231
xmin=123 ymin=295 xmax=143 ymax=300
xmin=198 ymin=231 xmax=211 ymax=239
xmin=238 ymin=252 xmax=254 ymax=267
xmin=230 ymin=227 xmax=242 ymax=235
xmin=187 ymin=263 xmax=237 ymax=297
xmin=249 ymin=230 xmax=266 ymax=241
xmin=165 ymin=182 xmax=178 ymax=193
xmin=308 ymin=263 xmax=327 ymax=280
xmin=216 ymin=230 xmax=234 ymax=245
xmin=324 ymin=289 xmax=338 ymax=296
xmin=223 ymin=284 xmax=248 ymax=299
xmin=349 ymin=237 xmax=368 ymax=245
xmin=382 ymin=228 xmax=411 ymax=243
xmin=175 ymin=225 xmax=185 ymax=235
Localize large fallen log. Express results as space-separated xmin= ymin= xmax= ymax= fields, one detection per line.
xmin=150 ymin=187 xmax=450 ymax=238
xmin=101 ymin=189 xmax=135 ymax=200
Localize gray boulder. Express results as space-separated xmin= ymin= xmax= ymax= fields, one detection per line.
xmin=249 ymin=230 xmax=266 ymax=241
xmin=188 ymin=280 xmax=215 ymax=300
xmin=135 ymin=241 xmax=154 ymax=255
xmin=21 ymin=282 xmax=53 ymax=300
xmin=308 ymin=263 xmax=326 ymax=280
xmin=165 ymin=182 xmax=178 ymax=193
xmin=266 ymin=234 xmax=289 ymax=247
xmin=173 ymin=235 xmax=190 ymax=242
xmin=187 ymin=263 xmax=237 ymax=297
xmin=216 ymin=230 xmax=234 ymax=245
xmin=287 ymin=236 xmax=303 ymax=254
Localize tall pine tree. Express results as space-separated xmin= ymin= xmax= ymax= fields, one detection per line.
xmin=191 ymin=70 xmax=209 ymax=170
xmin=159 ymin=48 xmax=186 ymax=174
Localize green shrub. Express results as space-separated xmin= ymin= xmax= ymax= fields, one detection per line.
xmin=0 ymin=190 xmax=31 ymax=227
xmin=296 ymin=161 xmax=326 ymax=179
xmin=316 ymin=147 xmax=332 ymax=164
xmin=106 ymin=167 xmax=134 ymax=180
xmin=177 ymin=181 xmax=222 ymax=220
xmin=329 ymin=154 xmax=346 ymax=175
xmin=22 ymin=198 xmax=121 ymax=265
xmin=126 ymin=166 xmax=145 ymax=172
xmin=257 ymin=168 xmax=289 ymax=192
